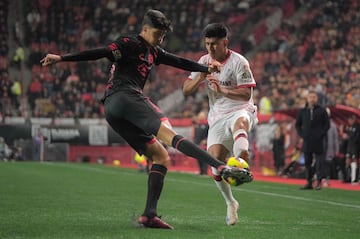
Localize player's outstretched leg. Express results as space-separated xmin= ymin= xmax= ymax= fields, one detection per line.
xmin=171 ymin=135 xmax=253 ymax=185
xmin=172 ymin=135 xmax=224 ymax=168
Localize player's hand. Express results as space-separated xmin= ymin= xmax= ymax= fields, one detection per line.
xmin=208 ymin=60 xmax=222 ymax=73
xmin=40 ymin=54 xmax=61 ymax=66
xmin=207 ymin=75 xmax=221 ymax=93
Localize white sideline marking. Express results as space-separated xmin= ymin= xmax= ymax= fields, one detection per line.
xmin=238 ymin=188 xmax=360 ymax=209
xmin=45 ymin=163 xmax=360 ymax=210
xmin=166 ymin=178 xmax=360 ymax=210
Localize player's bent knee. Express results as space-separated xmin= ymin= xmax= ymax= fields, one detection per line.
xmin=149 ymin=147 xmax=171 ymax=167
xmin=152 ymin=153 xmax=171 ymax=167
xmin=235 ymin=117 xmax=249 ymax=131
xmin=145 ymin=140 xmax=171 ymax=167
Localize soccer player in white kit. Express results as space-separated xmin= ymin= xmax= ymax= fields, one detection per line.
xmin=183 ymin=23 xmax=258 ymax=225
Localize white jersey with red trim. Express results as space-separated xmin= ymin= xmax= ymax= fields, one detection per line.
xmin=188 ymin=50 xmax=256 ymax=126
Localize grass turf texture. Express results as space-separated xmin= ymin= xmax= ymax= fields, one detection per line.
xmin=1 ymin=162 xmax=359 ymax=239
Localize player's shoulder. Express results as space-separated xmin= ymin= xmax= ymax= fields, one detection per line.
xmin=198 ymin=54 xmax=212 ymax=64
xmin=229 ymin=50 xmax=249 ymax=64
xmin=113 ymin=35 xmax=139 ymax=46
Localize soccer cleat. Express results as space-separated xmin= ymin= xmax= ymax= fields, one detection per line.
xmin=138 ymin=216 xmax=174 ymax=229
xmin=300 ymin=184 xmax=313 ymax=190
xmin=314 ymin=182 xmax=322 ymax=190
xmin=226 ymin=200 xmax=239 ymax=225
xmin=218 ymin=165 xmax=253 ymax=185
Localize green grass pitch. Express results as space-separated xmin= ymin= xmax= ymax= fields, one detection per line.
xmin=1 ymin=162 xmax=359 ymax=239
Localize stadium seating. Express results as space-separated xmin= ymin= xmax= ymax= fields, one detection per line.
xmin=0 ymin=0 xmax=359 ymax=120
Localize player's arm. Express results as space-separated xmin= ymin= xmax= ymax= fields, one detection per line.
xmin=156 ymin=47 xmax=220 ymax=73
xmin=41 ymin=47 xmax=114 ymax=66
xmin=207 ymin=75 xmax=252 ymax=101
xmin=182 ymin=72 xmax=207 ymax=96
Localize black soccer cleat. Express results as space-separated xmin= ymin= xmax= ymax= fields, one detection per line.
xmin=218 ymin=165 xmax=253 ymax=186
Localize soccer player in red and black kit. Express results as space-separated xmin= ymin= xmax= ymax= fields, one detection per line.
xmin=41 ymin=9 xmax=252 ymax=229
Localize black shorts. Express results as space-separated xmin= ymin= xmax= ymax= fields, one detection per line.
xmin=103 ymin=90 xmax=166 ymax=154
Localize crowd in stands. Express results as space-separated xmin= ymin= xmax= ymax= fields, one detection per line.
xmin=0 ymin=0 xmax=11 ymax=119
xmin=254 ymin=0 xmax=359 ymax=115
xmin=0 ymin=0 xmax=359 ymax=121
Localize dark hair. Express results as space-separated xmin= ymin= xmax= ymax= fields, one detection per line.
xmin=203 ymin=23 xmax=228 ymax=38
xmin=142 ymin=9 xmax=172 ymax=31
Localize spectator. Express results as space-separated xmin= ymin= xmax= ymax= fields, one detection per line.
xmin=343 ymin=114 xmax=360 ymax=184
xmin=12 ymin=146 xmax=24 ymax=161
xmin=10 ymin=79 xmax=21 ymax=108
xmin=258 ymin=95 xmax=272 ymax=115
xmin=272 ymin=123 xmax=285 ymax=175
xmin=0 ymin=0 xmax=357 ymax=124
xmin=0 ymin=90 xmax=12 ymax=116
xmin=0 ymin=137 xmax=10 ymax=161
xmin=192 ymin=110 xmax=209 ymax=175
xmin=295 ymin=90 xmax=330 ymax=190
xmin=28 ymin=76 xmax=42 ymax=109
xmin=322 ymin=108 xmax=339 ymax=187
xmin=11 ymin=43 xmax=25 ymax=69
xmin=281 ymin=140 xmax=306 ymax=178
xmin=33 ymin=131 xmax=44 ymax=161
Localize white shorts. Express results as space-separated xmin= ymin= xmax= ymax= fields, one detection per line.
xmin=207 ymin=107 xmax=258 ymax=153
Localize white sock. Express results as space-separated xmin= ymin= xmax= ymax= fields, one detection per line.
xmin=351 ymin=162 xmax=357 ymax=182
xmin=233 ymin=129 xmax=248 ymax=158
xmin=212 ymin=167 xmax=235 ymax=204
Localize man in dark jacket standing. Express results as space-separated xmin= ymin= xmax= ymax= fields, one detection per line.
xmin=295 ymin=91 xmax=330 ymax=190
xmin=343 ymin=114 xmax=360 ymax=184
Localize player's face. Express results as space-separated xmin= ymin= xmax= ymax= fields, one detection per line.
xmin=307 ymin=92 xmax=318 ymax=107
xmin=144 ymin=26 xmax=166 ymax=46
xmin=204 ymin=37 xmax=228 ymax=61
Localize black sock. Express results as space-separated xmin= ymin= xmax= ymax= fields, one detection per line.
xmin=172 ymin=135 xmax=224 ymax=168
xmin=143 ymin=164 xmax=167 ymax=218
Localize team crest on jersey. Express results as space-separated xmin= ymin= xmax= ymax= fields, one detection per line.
xmin=112 ymin=50 xmax=122 ymax=61
xmin=109 ymin=43 xmax=117 ymax=50
xmin=241 ymin=65 xmax=252 ymax=82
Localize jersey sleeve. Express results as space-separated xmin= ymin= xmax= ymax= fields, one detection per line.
xmin=60 ymin=37 xmax=134 ymax=62
xmin=234 ymin=57 xmax=256 ymax=88
xmin=156 ymin=47 xmax=209 ymax=73
xmin=187 ymin=56 xmax=207 ymax=80
xmin=107 ymin=37 xmax=135 ymax=62
xmin=61 ymin=47 xmax=112 ymax=61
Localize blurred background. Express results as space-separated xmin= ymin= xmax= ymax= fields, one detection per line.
xmin=0 ymin=0 xmax=359 ymax=178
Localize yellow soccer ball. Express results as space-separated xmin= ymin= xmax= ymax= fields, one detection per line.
xmin=225 ymin=157 xmax=250 ymax=186
xmin=226 ymin=157 xmax=249 ymax=169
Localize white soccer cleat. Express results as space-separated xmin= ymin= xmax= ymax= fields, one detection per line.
xmin=226 ymin=200 xmax=239 ymax=225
